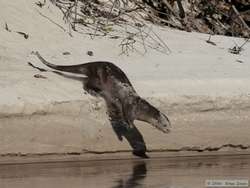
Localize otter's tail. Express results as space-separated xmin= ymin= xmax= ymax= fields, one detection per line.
xmin=33 ymin=51 xmax=88 ymax=75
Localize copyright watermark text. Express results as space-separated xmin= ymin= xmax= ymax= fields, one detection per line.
xmin=205 ymin=180 xmax=249 ymax=187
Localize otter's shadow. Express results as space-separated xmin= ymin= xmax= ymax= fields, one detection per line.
xmin=112 ymin=162 xmax=147 ymax=188
xmin=50 ymin=71 xmax=148 ymax=158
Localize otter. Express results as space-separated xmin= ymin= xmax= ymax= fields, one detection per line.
xmin=33 ymin=51 xmax=171 ymax=158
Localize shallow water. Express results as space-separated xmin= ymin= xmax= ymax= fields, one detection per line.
xmin=0 ymin=155 xmax=249 ymax=188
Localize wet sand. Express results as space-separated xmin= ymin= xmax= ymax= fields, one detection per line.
xmin=0 ymin=155 xmax=249 ymax=188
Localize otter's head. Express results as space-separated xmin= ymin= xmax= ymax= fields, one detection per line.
xmin=150 ymin=109 xmax=171 ymax=133
xmin=137 ymin=98 xmax=171 ymax=133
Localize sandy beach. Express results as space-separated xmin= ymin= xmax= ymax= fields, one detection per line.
xmin=0 ymin=0 xmax=250 ymax=159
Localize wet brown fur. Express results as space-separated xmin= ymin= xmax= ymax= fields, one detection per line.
xmin=33 ymin=51 xmax=171 ymax=158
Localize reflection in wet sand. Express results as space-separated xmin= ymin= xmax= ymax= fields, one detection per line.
xmin=112 ymin=162 xmax=147 ymax=188
xmin=0 ymin=155 xmax=249 ymax=188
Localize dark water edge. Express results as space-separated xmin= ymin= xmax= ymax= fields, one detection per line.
xmin=0 ymin=155 xmax=249 ymax=188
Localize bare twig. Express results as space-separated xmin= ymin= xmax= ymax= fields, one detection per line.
xmin=206 ymin=34 xmax=216 ymax=46
xmin=161 ymin=0 xmax=178 ymax=18
xmin=72 ymin=0 xmax=78 ymax=31
xmin=176 ymin=0 xmax=185 ymax=18
xmin=231 ymin=5 xmax=250 ymax=32
xmin=4 ymin=22 xmax=11 ymax=32
xmin=49 ymin=0 xmax=172 ymax=55
xmin=229 ymin=38 xmax=249 ymax=54
xmin=16 ymin=31 xmax=29 ymax=39
xmin=119 ymin=33 xmax=137 ymax=55
xmin=35 ymin=8 xmax=66 ymax=32
xmin=239 ymin=38 xmax=249 ymax=49
xmin=151 ymin=29 xmax=171 ymax=53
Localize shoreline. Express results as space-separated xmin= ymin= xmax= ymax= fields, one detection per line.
xmin=1 ymin=151 xmax=250 ymax=165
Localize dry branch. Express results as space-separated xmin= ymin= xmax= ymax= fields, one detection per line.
xmin=231 ymin=5 xmax=250 ymax=32
xmin=49 ymin=0 xmax=171 ymax=55
xmin=47 ymin=0 xmax=249 ymax=54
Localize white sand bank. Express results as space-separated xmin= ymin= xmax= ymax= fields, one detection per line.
xmin=0 ymin=0 xmax=250 ymax=157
